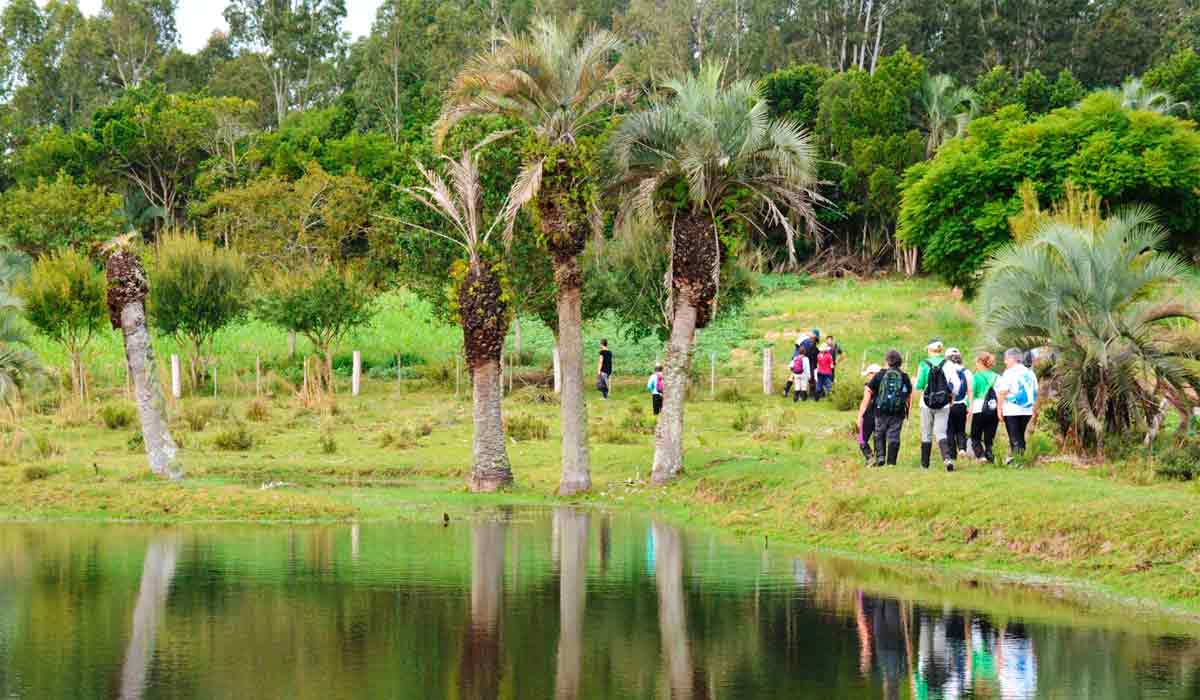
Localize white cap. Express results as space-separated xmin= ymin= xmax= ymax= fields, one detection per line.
xmin=862 ymin=363 xmax=882 ymax=377
xmin=946 ymin=347 xmax=962 ymax=359
xmin=927 ymin=340 xmax=944 ymax=352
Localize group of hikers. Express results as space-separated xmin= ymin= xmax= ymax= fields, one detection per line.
xmin=783 ymin=329 xmax=844 ymax=402
xmin=595 ymin=339 xmax=666 ymax=416
xmin=855 ymin=340 xmax=1039 ymax=471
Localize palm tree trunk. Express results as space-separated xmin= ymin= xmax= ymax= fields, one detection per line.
xmin=652 ymin=299 xmax=699 ymax=484
xmin=469 ymin=358 xmax=513 ymax=491
xmin=107 ymin=249 xmax=182 ymax=481
xmin=555 ymin=260 xmax=591 ymax=496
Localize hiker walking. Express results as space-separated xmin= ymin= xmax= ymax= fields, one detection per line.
xmin=646 ymin=365 xmax=665 ymax=416
xmin=784 ymin=331 xmax=815 ymax=397
xmin=855 ymin=363 xmax=882 ymax=463
xmin=859 ymin=350 xmax=912 ymax=467
xmin=915 ymin=339 xmax=962 ymax=471
xmin=945 ymin=348 xmax=971 ymax=456
xmin=597 ymin=339 xmax=613 ymax=400
xmin=806 ymin=329 xmax=821 ymax=397
xmin=996 ymin=348 xmax=1039 ymax=465
xmin=969 ymin=352 xmax=1000 ymax=463
xmin=815 ymin=343 xmax=835 ymax=400
xmin=789 ymin=350 xmax=812 ymax=402
xmin=826 ymin=334 xmax=844 ymax=383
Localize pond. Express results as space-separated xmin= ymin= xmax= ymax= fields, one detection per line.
xmin=0 ymin=509 xmax=1196 ymax=699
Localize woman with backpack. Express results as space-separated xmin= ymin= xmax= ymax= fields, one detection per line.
xmin=790 ymin=351 xmax=812 ymax=402
xmin=945 ymin=348 xmax=972 ymax=457
xmin=856 ymin=363 xmax=882 ymax=463
xmin=859 ymin=350 xmax=912 ymax=467
xmin=646 ymin=365 xmax=665 ymax=415
xmin=969 ymin=352 xmax=1000 ymax=463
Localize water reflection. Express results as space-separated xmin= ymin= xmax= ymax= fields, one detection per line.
xmin=0 ymin=515 xmax=1197 ymax=699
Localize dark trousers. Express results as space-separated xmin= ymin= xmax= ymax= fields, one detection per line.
xmin=652 ymin=394 xmax=663 ymax=415
xmin=1004 ymin=415 xmax=1032 ymax=453
xmin=970 ymin=411 xmax=999 ymax=459
xmin=816 ymin=373 xmax=833 ymax=399
xmin=860 ymin=410 xmax=876 ymax=459
xmin=874 ymin=412 xmax=905 ymax=465
xmin=948 ymin=403 xmax=968 ymax=453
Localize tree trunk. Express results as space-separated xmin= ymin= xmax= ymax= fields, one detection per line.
xmin=555 ymin=263 xmax=591 ymax=496
xmin=119 ymin=534 xmax=181 ymax=700
xmin=107 ymin=249 xmax=182 ymax=481
xmin=554 ymin=508 xmax=589 ymax=700
xmin=652 ymin=300 xmax=699 ymax=485
xmin=460 ymin=518 xmax=506 ymax=700
xmin=469 ymin=359 xmax=513 ymax=491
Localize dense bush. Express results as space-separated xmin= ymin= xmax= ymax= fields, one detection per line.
xmin=99 ymin=402 xmax=136 ymax=429
xmin=830 ymin=379 xmax=862 ymax=411
xmin=899 ymin=93 xmax=1200 ymax=291
xmin=505 ymin=413 xmax=549 ymax=441
xmin=0 ymin=174 xmax=123 ymax=257
xmin=213 ymin=422 xmax=255 ymax=451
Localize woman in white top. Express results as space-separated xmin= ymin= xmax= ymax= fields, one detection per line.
xmin=996 ymin=347 xmax=1039 ymax=465
xmin=945 ymin=348 xmax=972 ymax=457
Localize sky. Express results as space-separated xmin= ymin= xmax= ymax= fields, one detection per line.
xmin=6 ymin=1 xmax=385 ymax=52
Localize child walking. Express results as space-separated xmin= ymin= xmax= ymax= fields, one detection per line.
xmin=790 ymin=352 xmax=812 ymax=402
xmin=815 ymin=344 xmax=835 ymax=400
xmin=646 ymin=365 xmax=665 ymax=415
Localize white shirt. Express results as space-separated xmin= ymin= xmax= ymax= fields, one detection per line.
xmin=947 ymin=362 xmax=971 ymax=405
xmin=996 ymin=364 xmax=1038 ymax=417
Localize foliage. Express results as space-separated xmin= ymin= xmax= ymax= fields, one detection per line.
xmin=245 ymin=398 xmax=271 ymax=422
xmin=829 ymin=379 xmax=861 ymax=411
xmin=1144 ymin=49 xmax=1200 ymax=111
xmin=182 ymin=400 xmax=224 ymax=432
xmin=99 ymin=401 xmax=136 ymax=429
xmin=213 ymin=421 xmax=256 ymax=451
xmin=761 ymin=63 xmax=833 ymax=130
xmin=505 ymin=413 xmax=549 ymax=441
xmin=22 ymin=465 xmax=51 ymax=481
xmin=147 ymin=232 xmax=251 ymax=378
xmin=0 ymin=173 xmax=123 ymax=257
xmin=917 ymin=74 xmax=978 ymax=157
xmin=255 ymin=267 xmax=376 ymax=385
xmin=978 ymin=208 xmax=1200 ymax=454
xmin=899 ymin=93 xmax=1200 ymax=291
xmin=16 ymin=248 xmax=107 ymax=396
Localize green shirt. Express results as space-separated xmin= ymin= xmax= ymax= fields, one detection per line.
xmin=971 ymin=369 xmax=999 ymax=401
xmin=914 ymin=354 xmax=945 ymax=391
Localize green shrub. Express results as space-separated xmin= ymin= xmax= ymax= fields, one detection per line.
xmin=33 ymin=433 xmax=59 ymax=459
xmin=788 ymin=434 xmax=806 ymax=451
xmin=597 ymin=426 xmax=639 ymax=444
xmin=506 ymin=413 xmax=549 ymax=441
xmin=732 ymin=405 xmax=763 ymax=433
xmin=1025 ymin=432 xmax=1056 ymax=463
xmin=619 ymin=405 xmax=654 ymax=434
xmin=182 ymin=400 xmax=224 ymax=432
xmin=829 ymin=379 xmax=862 ymax=411
xmin=213 ymin=422 xmax=255 ymax=451
xmin=320 ymin=430 xmax=337 ymax=454
xmin=716 ymin=385 xmax=746 ymax=403
xmin=127 ymin=431 xmax=144 ymax=451
xmin=99 ymin=402 xmax=136 ymax=430
xmin=245 ymin=398 xmax=271 ymax=422
xmin=1155 ymin=440 xmax=1200 ymax=481
xmin=22 ymin=465 xmax=51 ymax=481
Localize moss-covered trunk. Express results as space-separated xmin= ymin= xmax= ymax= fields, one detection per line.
xmin=106 ymin=250 xmax=183 ymax=481
xmin=460 ymin=262 xmax=513 ymax=491
xmin=652 ymin=212 xmax=719 ymax=485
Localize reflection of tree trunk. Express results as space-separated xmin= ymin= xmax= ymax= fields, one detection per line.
xmin=120 ymin=534 xmax=181 ymax=700
xmin=460 ymin=519 xmax=506 ymax=700
xmin=654 ymin=521 xmax=698 ymax=699
xmin=555 ymin=508 xmax=589 ymax=700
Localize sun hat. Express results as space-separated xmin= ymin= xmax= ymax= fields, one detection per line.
xmin=927 ymin=339 xmax=944 ymax=352
xmin=946 ymin=347 xmax=962 ymax=360
xmin=862 ymin=363 xmax=882 ymax=377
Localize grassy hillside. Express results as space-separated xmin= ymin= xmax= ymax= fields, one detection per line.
xmin=2 ymin=276 xmax=1198 ymax=616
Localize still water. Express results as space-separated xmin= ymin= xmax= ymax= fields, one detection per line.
xmin=0 ymin=509 xmax=1197 ymax=699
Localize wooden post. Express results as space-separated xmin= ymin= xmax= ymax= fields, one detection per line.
xmin=710 ymin=352 xmax=716 ymax=398
xmin=212 ymin=366 xmax=218 ymax=398
xmin=762 ymin=347 xmax=774 ymax=395
xmin=396 ymin=354 xmax=402 ymax=386
xmin=288 ymin=331 xmax=296 ymax=358
xmin=553 ymin=345 xmax=562 ymax=394
xmin=255 ymin=355 xmax=262 ymax=397
xmin=455 ymin=354 xmax=461 ymax=398
xmin=170 ymin=355 xmax=181 ymax=399
xmin=352 ymin=351 xmax=362 ymax=397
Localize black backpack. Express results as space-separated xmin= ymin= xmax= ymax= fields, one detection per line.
xmin=876 ymin=369 xmax=907 ymax=416
xmin=922 ymin=358 xmax=952 ymax=410
xmin=980 ymin=377 xmax=999 ymax=421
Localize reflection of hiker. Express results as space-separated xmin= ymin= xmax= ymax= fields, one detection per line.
xmin=815 ymin=344 xmax=835 ymax=400
xmin=860 ymin=351 xmax=912 ymax=467
xmin=856 ymin=364 xmax=881 ymax=464
xmin=970 ymin=352 xmax=1000 ymax=463
xmin=596 ymin=339 xmax=613 ymax=400
xmin=915 ymin=339 xmax=962 ymax=472
xmin=646 ymin=365 xmax=665 ymax=415
xmin=790 ymin=352 xmax=812 ymax=402
xmin=945 ymin=348 xmax=972 ymax=457
xmin=856 ymin=592 xmax=908 ymax=700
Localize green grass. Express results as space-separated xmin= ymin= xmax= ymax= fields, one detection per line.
xmin=3 ymin=275 xmax=1199 ymax=617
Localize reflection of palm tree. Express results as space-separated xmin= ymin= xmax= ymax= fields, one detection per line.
xmin=554 ymin=508 xmax=589 ymax=700
xmin=460 ymin=518 xmax=507 ymax=700
xmin=653 ymin=521 xmax=702 ymax=699
xmin=120 ymin=533 xmax=182 ymax=700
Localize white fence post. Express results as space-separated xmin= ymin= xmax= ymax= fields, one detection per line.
xmin=352 ymin=351 xmax=362 ymax=396
xmin=762 ymin=347 xmax=774 ymax=395
xmin=553 ymin=345 xmax=562 ymax=394
xmin=255 ymin=355 xmax=262 ymax=397
xmin=710 ymin=352 xmax=716 ymax=398
xmin=170 ymin=355 xmax=181 ymax=399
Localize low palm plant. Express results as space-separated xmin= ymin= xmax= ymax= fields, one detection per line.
xmin=917 ymin=73 xmax=978 ymax=157
xmin=610 ymin=63 xmax=820 ymax=483
xmin=395 ymin=147 xmax=515 ymax=492
xmin=1109 ymin=77 xmax=1190 ymax=116
xmin=979 ymin=208 xmax=1200 ymax=454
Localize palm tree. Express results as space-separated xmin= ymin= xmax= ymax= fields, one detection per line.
xmin=917 ymin=74 xmax=978 ymax=158
xmin=0 ymin=249 xmax=41 ymax=414
xmin=611 ymin=63 xmax=820 ymax=484
xmin=1110 ymin=77 xmax=1191 ymax=116
xmin=434 ymin=17 xmax=630 ymax=496
xmin=398 ymin=148 xmax=514 ymax=491
xmin=979 ymin=207 xmax=1200 ymax=455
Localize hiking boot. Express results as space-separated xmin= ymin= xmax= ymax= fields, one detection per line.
xmin=886 ymin=442 xmax=901 ymax=466
xmin=920 ymin=442 xmax=932 ymax=469
xmin=860 ymin=443 xmax=874 ymax=465
xmin=939 ymin=439 xmax=956 ymax=472
xmin=984 ymin=447 xmax=995 ymax=464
